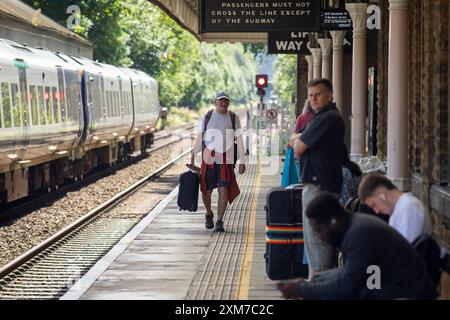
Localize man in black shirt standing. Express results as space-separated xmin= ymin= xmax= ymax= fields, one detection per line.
xmin=289 ymin=78 xmax=345 ymax=280
xmin=277 ymin=192 xmax=437 ymax=300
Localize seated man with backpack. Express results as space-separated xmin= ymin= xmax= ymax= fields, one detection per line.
xmin=277 ymin=192 xmax=437 ymax=300
xmin=358 ymin=174 xmax=450 ymax=287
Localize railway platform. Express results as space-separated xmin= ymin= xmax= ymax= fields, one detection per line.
xmin=62 ymin=158 xmax=283 ymax=300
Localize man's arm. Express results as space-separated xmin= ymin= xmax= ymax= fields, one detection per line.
xmin=191 ymin=132 xmax=202 ymax=166
xmin=293 ymin=138 xmax=309 ymax=156
xmin=236 ymin=134 xmax=246 ymax=164
xmin=234 ymin=116 xmax=246 ymax=174
xmin=297 ymin=231 xmax=374 ymax=299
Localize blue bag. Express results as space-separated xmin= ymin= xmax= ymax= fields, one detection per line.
xmin=281 ymin=147 xmax=299 ymax=188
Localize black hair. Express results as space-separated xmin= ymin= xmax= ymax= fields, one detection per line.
xmin=307 ymin=78 xmax=333 ymax=93
xmin=342 ymin=144 xmax=362 ymax=177
xmin=305 ymin=192 xmax=346 ymax=224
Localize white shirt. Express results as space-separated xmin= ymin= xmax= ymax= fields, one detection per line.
xmin=195 ymin=109 xmax=244 ymax=164
xmin=389 ymin=193 xmax=433 ymax=243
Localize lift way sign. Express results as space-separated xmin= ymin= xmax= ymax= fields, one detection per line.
xmin=268 ymin=32 xmax=310 ymax=55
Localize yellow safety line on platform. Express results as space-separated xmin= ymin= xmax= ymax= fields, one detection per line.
xmin=237 ymin=161 xmax=261 ymax=300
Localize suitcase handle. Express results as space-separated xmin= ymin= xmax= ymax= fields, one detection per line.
xmin=285 ymin=183 xmax=303 ymax=190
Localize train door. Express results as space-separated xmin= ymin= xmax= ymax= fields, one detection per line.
xmin=56 ymin=66 xmax=68 ymax=127
xmin=17 ymin=60 xmax=29 ymax=160
xmin=86 ymin=73 xmax=95 ymax=135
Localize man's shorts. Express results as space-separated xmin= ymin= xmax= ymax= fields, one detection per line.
xmin=206 ymin=164 xmax=231 ymax=191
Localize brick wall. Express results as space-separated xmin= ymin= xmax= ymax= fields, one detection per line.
xmin=408 ymin=0 xmax=449 ymax=298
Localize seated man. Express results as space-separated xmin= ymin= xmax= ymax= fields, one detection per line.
xmin=277 ymin=192 xmax=437 ymax=300
xmin=358 ymin=174 xmax=432 ymax=243
xmin=358 ymin=174 xmax=450 ymax=284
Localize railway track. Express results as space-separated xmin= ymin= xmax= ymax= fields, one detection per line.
xmin=0 ymin=148 xmax=192 ymax=299
xmin=0 ymin=124 xmax=194 ymax=223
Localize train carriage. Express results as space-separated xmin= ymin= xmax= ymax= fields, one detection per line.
xmin=120 ymin=67 xmax=159 ymax=153
xmin=0 ymin=39 xmax=83 ymax=201
xmin=0 ymin=39 xmax=161 ymax=206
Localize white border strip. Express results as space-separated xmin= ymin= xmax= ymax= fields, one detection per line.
xmin=60 ymin=186 xmax=179 ymax=300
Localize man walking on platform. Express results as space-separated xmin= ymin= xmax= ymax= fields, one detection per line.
xmin=289 ymin=78 xmax=345 ymax=280
xmin=190 ymin=92 xmax=246 ymax=232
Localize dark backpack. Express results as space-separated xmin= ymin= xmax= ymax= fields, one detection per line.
xmin=412 ymin=234 xmax=443 ymax=288
xmin=203 ymin=109 xmax=238 ymax=164
xmin=344 ymin=196 xmax=389 ymax=223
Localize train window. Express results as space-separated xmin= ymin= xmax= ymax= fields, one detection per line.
xmin=111 ymin=91 xmax=116 ymax=117
xmin=52 ymin=87 xmax=61 ymax=124
xmin=115 ymin=91 xmax=120 ymax=116
xmin=64 ymin=70 xmax=80 ymax=123
xmin=106 ymin=90 xmax=111 ymax=117
xmin=45 ymin=86 xmax=54 ymax=124
xmin=125 ymin=92 xmax=130 ymax=115
xmin=11 ymin=83 xmax=22 ymax=127
xmin=109 ymin=90 xmax=114 ymax=117
xmin=86 ymin=74 xmax=94 ymax=122
xmin=92 ymin=79 xmax=102 ymax=121
xmin=1 ymin=82 xmax=12 ymax=128
xmin=30 ymin=86 xmax=39 ymax=125
xmin=130 ymin=92 xmax=134 ymax=115
xmin=128 ymin=92 xmax=133 ymax=115
xmin=100 ymin=76 xmax=106 ymax=118
xmin=119 ymin=91 xmax=122 ymax=116
xmin=38 ymin=86 xmax=46 ymax=125
xmin=110 ymin=90 xmax=114 ymax=117
xmin=112 ymin=90 xmax=116 ymax=117
xmin=18 ymin=68 xmax=28 ymax=127
xmin=57 ymin=68 xmax=67 ymax=123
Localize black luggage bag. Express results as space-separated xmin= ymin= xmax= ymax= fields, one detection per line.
xmin=177 ymin=170 xmax=200 ymax=212
xmin=264 ymin=185 xmax=308 ymax=280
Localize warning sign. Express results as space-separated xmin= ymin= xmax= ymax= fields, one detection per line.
xmin=266 ymin=108 xmax=278 ymax=120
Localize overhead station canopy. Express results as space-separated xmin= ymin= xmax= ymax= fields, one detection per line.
xmin=148 ymin=0 xmax=267 ymax=43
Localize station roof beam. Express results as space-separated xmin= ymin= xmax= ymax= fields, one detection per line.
xmin=147 ymin=0 xmax=267 ymax=43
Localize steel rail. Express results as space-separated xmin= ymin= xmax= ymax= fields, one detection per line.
xmin=0 ymin=147 xmax=192 ymax=280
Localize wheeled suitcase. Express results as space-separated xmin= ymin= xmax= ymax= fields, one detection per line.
xmin=177 ymin=170 xmax=200 ymax=212
xmin=264 ymin=185 xmax=308 ymax=280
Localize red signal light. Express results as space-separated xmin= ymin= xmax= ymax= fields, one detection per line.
xmin=256 ymin=74 xmax=268 ymax=88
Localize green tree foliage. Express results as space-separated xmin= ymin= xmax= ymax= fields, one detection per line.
xmin=24 ymin=0 xmax=129 ymax=65
xmin=273 ymin=55 xmax=297 ymax=106
xmin=23 ymin=0 xmax=258 ymax=109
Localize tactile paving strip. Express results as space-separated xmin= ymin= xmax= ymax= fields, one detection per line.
xmin=185 ymin=164 xmax=257 ymax=300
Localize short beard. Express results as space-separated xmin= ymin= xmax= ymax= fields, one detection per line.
xmin=216 ymin=106 xmax=227 ymax=114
